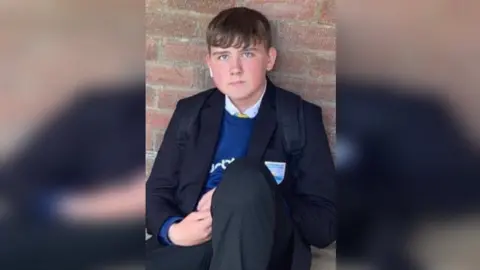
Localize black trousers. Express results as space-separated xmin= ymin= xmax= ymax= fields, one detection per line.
xmin=147 ymin=158 xmax=294 ymax=270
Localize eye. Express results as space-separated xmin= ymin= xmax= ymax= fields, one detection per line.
xmin=217 ymin=55 xmax=229 ymax=60
xmin=243 ymin=52 xmax=254 ymax=58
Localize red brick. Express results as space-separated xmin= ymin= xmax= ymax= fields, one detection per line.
xmin=157 ymin=89 xmax=193 ymax=110
xmin=245 ymin=0 xmax=310 ymax=3
xmin=326 ymin=126 xmax=336 ymax=150
xmin=146 ymin=87 xmax=157 ymax=108
xmin=303 ymin=82 xmax=336 ymax=103
xmin=274 ymin=50 xmax=309 ymax=75
xmin=146 ymin=37 xmax=157 ymax=61
xmin=146 ymin=124 xmax=153 ymax=151
xmin=268 ymin=74 xmax=305 ymax=95
xmin=157 ymin=90 xmax=177 ymax=110
xmin=163 ymin=39 xmax=207 ymax=63
xmin=322 ymin=105 xmax=336 ymax=128
xmin=146 ymin=109 xmax=173 ymax=129
xmin=319 ymin=0 xmax=335 ymax=25
xmin=146 ymin=12 xmax=197 ymax=38
xmin=244 ymin=0 xmax=316 ymax=20
xmin=164 ymin=0 xmax=235 ymax=14
xmin=309 ymin=55 xmax=335 ymax=77
xmin=197 ymin=16 xmax=214 ymax=39
xmin=146 ymin=157 xmax=155 ymax=177
xmin=146 ymin=64 xmax=195 ymax=87
xmin=154 ymin=130 xmax=165 ymax=150
xmin=146 ymin=0 xmax=161 ymax=10
xmin=276 ymin=22 xmax=336 ymax=51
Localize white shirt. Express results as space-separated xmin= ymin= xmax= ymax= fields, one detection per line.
xmin=224 ymin=83 xmax=266 ymax=118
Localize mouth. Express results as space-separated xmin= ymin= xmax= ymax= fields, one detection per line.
xmin=229 ymin=81 xmax=245 ymax=85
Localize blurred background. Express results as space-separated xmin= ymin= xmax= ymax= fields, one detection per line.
xmin=0 ymin=0 xmax=144 ymax=159
xmin=0 ymin=1 xmax=144 ymax=269
xmin=336 ymin=0 xmax=480 ymax=269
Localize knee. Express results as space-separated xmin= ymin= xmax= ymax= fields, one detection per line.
xmin=214 ymin=158 xmax=275 ymax=208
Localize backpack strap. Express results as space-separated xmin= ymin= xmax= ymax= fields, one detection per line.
xmin=275 ymin=88 xmax=306 ymax=179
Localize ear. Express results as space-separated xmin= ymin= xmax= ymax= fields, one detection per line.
xmin=266 ymin=47 xmax=277 ymax=72
xmin=205 ymin=53 xmax=213 ymax=78
xmin=205 ymin=53 xmax=212 ymax=66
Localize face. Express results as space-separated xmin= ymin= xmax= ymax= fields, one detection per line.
xmin=206 ymin=43 xmax=277 ymax=101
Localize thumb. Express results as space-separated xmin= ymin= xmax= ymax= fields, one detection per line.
xmin=188 ymin=210 xmax=210 ymax=221
xmin=197 ymin=195 xmax=207 ymax=211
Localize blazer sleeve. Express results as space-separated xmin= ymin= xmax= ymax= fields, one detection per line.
xmin=286 ymin=102 xmax=336 ymax=248
xmin=146 ymin=100 xmax=186 ymax=239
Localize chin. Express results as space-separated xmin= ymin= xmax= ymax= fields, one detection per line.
xmin=218 ymin=86 xmax=245 ymax=98
xmin=225 ymin=92 xmax=248 ymax=100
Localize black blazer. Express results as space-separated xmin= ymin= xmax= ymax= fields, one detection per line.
xmin=146 ymin=80 xmax=336 ymax=270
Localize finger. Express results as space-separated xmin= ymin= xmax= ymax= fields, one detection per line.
xmin=198 ymin=205 xmax=209 ymax=212
xmin=200 ymin=234 xmax=211 ymax=243
xmin=200 ymin=194 xmax=213 ymax=210
xmin=207 ymin=189 xmax=215 ymax=200
xmin=198 ymin=199 xmax=209 ymax=211
xmin=195 ymin=214 xmax=212 ymax=227
xmin=199 ymin=202 xmax=211 ymax=212
xmin=199 ymin=190 xmax=213 ymax=208
xmin=197 ymin=194 xmax=208 ymax=210
xmin=201 ymin=226 xmax=211 ymax=237
xmin=197 ymin=189 xmax=215 ymax=211
xmin=199 ymin=215 xmax=212 ymax=227
xmin=189 ymin=210 xmax=211 ymax=220
xmin=198 ymin=210 xmax=212 ymax=220
xmin=204 ymin=231 xmax=212 ymax=241
xmin=205 ymin=194 xmax=212 ymax=204
xmin=206 ymin=188 xmax=215 ymax=199
xmin=196 ymin=199 xmax=205 ymax=211
xmin=203 ymin=226 xmax=212 ymax=239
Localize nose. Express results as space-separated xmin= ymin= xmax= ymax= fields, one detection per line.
xmin=229 ymin=56 xmax=243 ymax=76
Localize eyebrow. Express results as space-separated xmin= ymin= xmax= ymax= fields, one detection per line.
xmin=212 ymin=51 xmax=230 ymax=55
xmin=211 ymin=47 xmax=259 ymax=56
xmin=211 ymin=50 xmax=231 ymax=56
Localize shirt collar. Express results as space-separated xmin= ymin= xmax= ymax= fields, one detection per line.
xmin=225 ymin=83 xmax=266 ymax=118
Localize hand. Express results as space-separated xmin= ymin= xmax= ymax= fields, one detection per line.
xmin=197 ymin=188 xmax=216 ymax=212
xmin=168 ymin=210 xmax=212 ymax=246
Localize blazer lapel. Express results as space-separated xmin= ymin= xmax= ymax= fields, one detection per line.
xmin=182 ymin=90 xmax=224 ymax=210
xmin=247 ymin=80 xmax=277 ymax=162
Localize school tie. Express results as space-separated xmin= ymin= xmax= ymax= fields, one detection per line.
xmin=235 ymin=113 xmax=250 ymax=118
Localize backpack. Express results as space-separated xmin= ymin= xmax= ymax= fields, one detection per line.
xmin=175 ymin=86 xmax=305 ymax=179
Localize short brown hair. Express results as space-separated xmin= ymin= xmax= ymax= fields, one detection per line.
xmin=206 ymin=7 xmax=272 ymax=52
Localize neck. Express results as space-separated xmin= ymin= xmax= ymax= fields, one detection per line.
xmin=231 ymin=82 xmax=266 ymax=113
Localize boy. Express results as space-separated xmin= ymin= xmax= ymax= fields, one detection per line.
xmin=146 ymin=7 xmax=336 ymax=270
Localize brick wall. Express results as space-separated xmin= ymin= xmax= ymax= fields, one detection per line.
xmin=145 ymin=0 xmax=336 ymax=175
